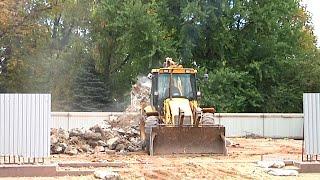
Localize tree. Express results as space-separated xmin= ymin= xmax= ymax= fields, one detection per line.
xmin=92 ymin=0 xmax=175 ymax=101
xmin=158 ymin=0 xmax=318 ymax=112
xmin=72 ymin=59 xmax=111 ymax=111
xmin=0 ymin=0 xmax=102 ymax=111
xmin=200 ymin=67 xmax=262 ymax=112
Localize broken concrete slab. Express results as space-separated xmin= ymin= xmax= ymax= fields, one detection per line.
xmin=257 ymin=160 xmax=285 ymax=168
xmin=94 ymin=170 xmax=120 ymax=180
xmin=266 ymin=169 xmax=299 ymax=176
xmin=107 ymin=137 xmax=120 ymax=150
xmin=64 ymin=146 xmax=78 ymax=155
xmin=260 ymin=155 xmax=295 ymax=166
xmin=95 ymin=146 xmax=105 ymax=153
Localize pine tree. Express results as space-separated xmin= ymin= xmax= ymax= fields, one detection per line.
xmin=72 ymin=60 xmax=111 ymax=112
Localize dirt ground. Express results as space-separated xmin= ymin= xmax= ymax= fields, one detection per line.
xmin=3 ymin=138 xmax=320 ymax=179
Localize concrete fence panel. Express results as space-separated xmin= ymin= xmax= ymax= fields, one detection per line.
xmin=52 ymin=112 xmax=303 ymax=139
xmin=216 ymin=113 xmax=264 ymax=137
xmin=263 ymin=113 xmax=303 ymax=139
xmin=52 ymin=112 xmax=137 ymax=130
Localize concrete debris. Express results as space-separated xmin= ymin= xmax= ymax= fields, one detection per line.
xmin=94 ymin=170 xmax=120 ymax=180
xmin=50 ymin=135 xmax=58 ymax=145
xmin=105 ymin=149 xmax=116 ymax=154
xmin=225 ymin=138 xmax=240 ymax=147
xmin=107 ymin=137 xmax=120 ymax=150
xmin=80 ymin=144 xmax=92 ymax=153
xmin=266 ymin=169 xmax=299 ymax=176
xmin=257 ymin=160 xmax=298 ymax=176
xmin=271 ymin=161 xmax=286 ymax=168
xmin=51 ymin=145 xmax=63 ymax=154
xmin=257 ymin=161 xmax=286 ymax=168
xmin=118 ymin=149 xmax=127 ymax=155
xmin=50 ymin=115 xmax=144 ymax=155
xmin=83 ymin=130 xmax=102 ymax=140
xmin=69 ymin=128 xmax=85 ymax=137
xmin=97 ymin=140 xmax=107 ymax=147
xmin=225 ymin=139 xmax=232 ymax=146
xmin=115 ymin=144 xmax=126 ymax=151
xmin=110 ymin=114 xmax=142 ymax=128
xmin=126 ymin=76 xmax=151 ymax=112
xmin=64 ymin=146 xmax=78 ymax=155
xmin=95 ymin=146 xmax=105 ymax=153
xmin=245 ymin=132 xmax=263 ymax=139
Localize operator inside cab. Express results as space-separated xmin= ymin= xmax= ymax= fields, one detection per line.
xmin=160 ymin=74 xmax=195 ymax=99
xmin=164 ymin=77 xmax=181 ymax=97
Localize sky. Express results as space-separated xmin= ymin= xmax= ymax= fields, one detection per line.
xmin=302 ymin=0 xmax=320 ymax=47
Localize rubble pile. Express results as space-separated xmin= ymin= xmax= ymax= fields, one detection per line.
xmin=126 ymin=76 xmax=151 ymax=112
xmin=51 ymin=76 xmax=150 ymax=155
xmin=50 ymin=115 xmax=144 ymax=155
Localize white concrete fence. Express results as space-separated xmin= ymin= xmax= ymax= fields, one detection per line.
xmin=216 ymin=113 xmax=303 ymax=138
xmin=52 ymin=112 xmax=137 ymax=130
xmin=52 ymin=112 xmax=303 ymax=139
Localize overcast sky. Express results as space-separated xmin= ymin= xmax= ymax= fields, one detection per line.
xmin=302 ymin=0 xmax=320 ymax=47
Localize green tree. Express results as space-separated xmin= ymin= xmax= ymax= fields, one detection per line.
xmin=158 ymin=0 xmax=318 ymax=112
xmin=200 ymin=67 xmax=262 ymax=112
xmin=92 ymin=0 xmax=175 ymax=101
xmin=72 ymin=59 xmax=111 ymax=111
xmin=0 ymin=0 xmax=102 ymax=111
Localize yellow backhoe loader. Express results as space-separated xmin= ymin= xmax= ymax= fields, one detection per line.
xmin=140 ymin=58 xmax=227 ymax=155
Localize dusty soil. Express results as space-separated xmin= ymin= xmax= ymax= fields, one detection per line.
xmin=3 ymin=138 xmax=320 ymax=179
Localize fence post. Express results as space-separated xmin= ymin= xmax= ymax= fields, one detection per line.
xmin=67 ymin=112 xmax=70 ymax=130
xmin=262 ymin=113 xmax=265 ymax=137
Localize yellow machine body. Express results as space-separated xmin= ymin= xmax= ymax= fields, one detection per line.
xmin=141 ymin=58 xmax=227 ymax=155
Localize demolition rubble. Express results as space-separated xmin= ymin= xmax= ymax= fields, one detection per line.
xmin=51 ymin=77 xmax=150 ymax=155
xmin=50 ymin=114 xmax=143 ymax=155
xmin=125 ymin=76 xmax=151 ymax=112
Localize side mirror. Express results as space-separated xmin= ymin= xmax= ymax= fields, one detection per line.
xmin=196 ymin=91 xmax=201 ymax=99
xmin=204 ymin=73 xmax=209 ymax=81
xmin=147 ymin=73 xmax=153 ymax=79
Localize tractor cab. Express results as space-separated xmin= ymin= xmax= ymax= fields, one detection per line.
xmin=150 ymin=71 xmax=197 ymax=113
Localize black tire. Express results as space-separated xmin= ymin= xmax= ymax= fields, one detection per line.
xmin=200 ymin=113 xmax=215 ymax=125
xmin=143 ymin=116 xmax=159 ymax=153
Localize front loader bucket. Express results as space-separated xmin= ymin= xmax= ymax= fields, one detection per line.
xmin=149 ymin=126 xmax=227 ymax=155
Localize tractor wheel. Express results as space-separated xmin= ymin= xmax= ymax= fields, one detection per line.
xmin=200 ymin=113 xmax=215 ymax=125
xmin=142 ymin=116 xmax=159 ymax=153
